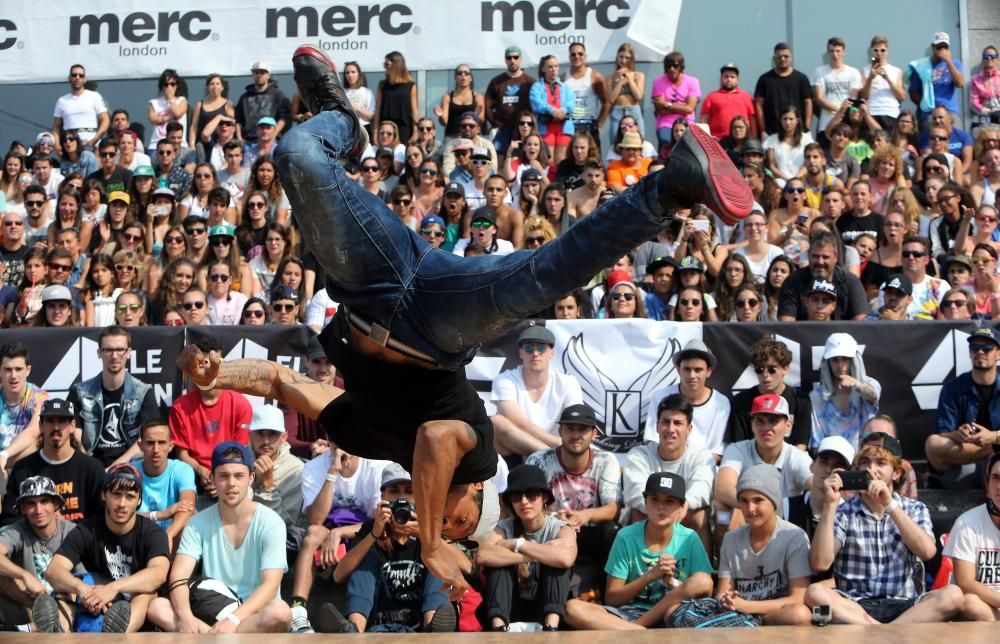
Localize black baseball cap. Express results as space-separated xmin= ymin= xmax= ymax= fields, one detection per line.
xmin=518 ymin=324 xmax=555 ymax=346
xmin=558 ymin=403 xmax=598 ymax=428
xmin=646 ymin=256 xmax=678 ymax=275
xmin=861 ymin=432 xmax=903 ymax=458
xmin=40 ymin=399 xmax=75 ymax=419
xmin=643 ymin=472 xmax=686 ymax=501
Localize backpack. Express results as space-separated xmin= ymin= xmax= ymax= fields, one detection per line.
xmin=666 ymin=598 xmax=763 ymax=628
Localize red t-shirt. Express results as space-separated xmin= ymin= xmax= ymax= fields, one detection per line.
xmin=169 ymin=389 xmax=252 ymax=468
xmin=700 ymin=88 xmax=756 ymax=139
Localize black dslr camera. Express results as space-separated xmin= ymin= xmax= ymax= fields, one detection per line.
xmin=388 ymin=498 xmax=415 ymax=524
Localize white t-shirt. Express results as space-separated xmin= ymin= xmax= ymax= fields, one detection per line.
xmin=300 ymin=453 xmax=390 ymax=516
xmin=719 ymin=440 xmax=813 ymax=499
xmin=208 ymin=291 xmax=249 ymax=326
xmin=123 ymin=151 xmax=153 ymax=171
xmin=643 ymin=385 xmax=731 ymax=456
xmin=53 ymin=90 xmax=107 ymax=130
xmin=862 ymin=64 xmax=904 ymax=118
xmin=733 ymin=245 xmax=785 ymax=284
xmin=148 ymin=96 xmax=188 ymax=149
xmin=942 ymin=504 xmax=1000 ymax=591
xmin=491 ymin=366 xmax=583 ymax=436
xmin=452 ymin=236 xmax=514 ymax=256
xmin=305 ymin=288 xmax=339 ymax=331
xmin=763 ymin=132 xmax=815 ymax=182
xmin=812 ymin=65 xmax=863 ymax=130
xmin=623 ymin=443 xmax=716 ymax=513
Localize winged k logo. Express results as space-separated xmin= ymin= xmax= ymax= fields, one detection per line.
xmin=561 ymin=333 xmax=682 ymax=453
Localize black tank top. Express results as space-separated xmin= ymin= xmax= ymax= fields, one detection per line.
xmin=445 ymin=91 xmax=476 ymax=138
xmin=318 ymin=311 xmax=497 ymax=485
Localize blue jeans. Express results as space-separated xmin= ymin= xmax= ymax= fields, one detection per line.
xmin=274 ymin=111 xmax=668 ymax=369
xmin=343 ymin=546 xmax=446 ymax=628
xmin=608 ymin=105 xmax=644 ymax=143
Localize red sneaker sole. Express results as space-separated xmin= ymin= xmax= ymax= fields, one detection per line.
xmin=687 ymin=126 xmax=753 ymax=224
xmin=292 ymin=44 xmax=336 ymax=72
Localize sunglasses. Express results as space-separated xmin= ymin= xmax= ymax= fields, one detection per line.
xmin=978 ymin=216 xmax=998 ymax=223
xmin=505 ymin=55 xmax=520 ymax=60
xmin=209 ymin=273 xmax=230 ymax=282
xmin=754 ymin=365 xmax=780 ymax=375
xmin=736 ymin=298 xmax=760 ymax=308
xmin=526 ymin=236 xmax=546 ymax=246
xmin=471 ymin=220 xmax=493 ymax=229
xmin=210 ymin=237 xmax=232 ymax=246
xmin=157 ymin=150 xmax=173 ymax=156
xmin=971 ymin=344 xmax=996 ymax=354
xmin=418 ymin=125 xmax=435 ymax=131
xmin=124 ymin=231 xmax=146 ymax=243
xmin=610 ymin=292 xmax=635 ymax=301
xmin=929 ymin=134 xmax=949 ymax=141
xmin=117 ymin=303 xmax=141 ymax=312
xmin=569 ymin=52 xmax=585 ymax=58
xmin=666 ymin=62 xmax=682 ymax=68
xmin=114 ymin=264 xmax=135 ymax=272
xmin=100 ymin=151 xmax=117 ymax=158
xmin=362 ymin=166 xmax=380 ymax=173
xmin=162 ymin=319 xmax=185 ymax=326
xmin=48 ymin=263 xmax=71 ymax=272
xmin=455 ymin=70 xmax=472 ymax=76
xmin=272 ymin=303 xmax=296 ymax=313
xmin=520 ymin=342 xmax=549 ymax=354
xmin=186 ymin=228 xmax=206 ymax=235
xmin=195 ymin=173 xmax=213 ymax=179
xmin=454 ymin=150 xmax=470 ymax=156
xmin=165 ymin=235 xmax=185 ymax=244
xmin=942 ymin=299 xmax=968 ymax=308
xmin=679 ymin=298 xmax=702 ymax=306
xmin=393 ymin=199 xmax=412 ymax=206
xmin=471 ymin=159 xmax=490 ymax=166
xmin=519 ymin=120 xmax=535 ymax=126
xmin=508 ymin=490 xmax=543 ymax=502
xmin=420 ymin=168 xmax=438 ymax=175
xmin=421 ymin=229 xmax=445 ymax=238
xmin=248 ymin=201 xmax=267 ymax=209
xmin=901 ymin=249 xmax=927 ymax=258
xmin=972 ymin=256 xmax=995 ymax=264
xmin=4 ymin=219 xmax=24 ymax=226
xmin=784 ymin=186 xmax=806 ymax=194
xmin=183 ymin=301 xmax=206 ymax=310
xmin=985 ymin=53 xmax=999 ymax=60
xmin=164 ymin=81 xmax=178 ymax=86
xmin=25 ymin=200 xmax=44 ymax=208
xmin=70 ymin=72 xmax=86 ymax=78
xmin=244 ymin=309 xmax=265 ymax=319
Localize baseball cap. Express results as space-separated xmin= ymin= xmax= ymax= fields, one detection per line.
xmin=807 ymin=279 xmax=838 ymax=298
xmin=211 ymin=441 xmax=253 ymax=470
xmin=257 ymin=116 xmax=277 ymax=128
xmin=459 ymin=111 xmax=480 ymax=125
xmin=152 ymin=187 xmax=175 ymax=199
xmin=251 ymin=59 xmax=271 ymax=72
xmin=606 ymin=269 xmax=636 ymax=294
xmin=742 ymin=139 xmax=765 ymax=156
xmin=467 ymin=480 xmax=501 ymax=544
xmin=646 ymin=256 xmax=678 ymax=275
xmin=134 ymin=165 xmax=155 ymax=178
xmin=40 ymin=284 xmax=72 ymax=304
xmin=40 ymin=398 xmax=75 ymax=419
xmin=817 ymin=436 xmax=856 ymax=468
xmin=823 ymin=332 xmax=859 ymax=359
xmin=270 ymin=284 xmax=299 ymax=303
xmin=862 ymin=431 xmax=903 ymax=458
xmin=736 ymin=464 xmax=782 ymax=511
xmin=307 ymin=335 xmax=327 ymax=361
xmin=470 ymin=147 xmax=490 ymax=160
xmin=677 ymin=255 xmax=706 ymax=273
xmin=673 ymin=338 xmax=717 ymax=369
xmin=968 ymin=327 xmax=1000 ymax=348
xmin=445 ymin=181 xmax=465 ymax=197
xmin=108 ymin=191 xmax=130 ymax=206
xmin=504 ymin=46 xmax=522 ymax=57
xmin=35 ymin=132 xmax=55 ymax=145
xmin=932 ymin=32 xmax=950 ymax=46
xmin=208 ymin=224 xmax=235 ymax=238
xmin=380 ymin=462 xmax=412 ymax=490
xmin=245 ymin=404 xmax=285 ymax=432
xmin=15 ymin=476 xmax=64 ymax=508
xmin=720 ymin=62 xmax=740 ymax=74
xmin=453 ymin=138 xmax=474 ymax=152
xmin=518 ymin=323 xmax=555 ymax=347
xmin=521 ymin=168 xmax=543 ymax=183
xmin=104 ymin=463 xmax=143 ymax=495
xmin=643 ymin=472 xmax=686 ymax=501
xmin=882 ymin=274 xmax=912 ymax=296
xmin=558 ymin=403 xmax=598 ymax=428
xmin=420 ymin=214 xmax=446 ymax=229
xmin=471 ymin=206 xmax=497 ymax=225
xmin=750 ymin=393 xmax=790 ymax=417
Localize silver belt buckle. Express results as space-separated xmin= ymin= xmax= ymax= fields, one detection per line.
xmin=368 ymin=322 xmax=390 ymax=347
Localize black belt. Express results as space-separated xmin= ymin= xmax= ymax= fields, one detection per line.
xmin=343 ymin=307 xmax=437 ymax=365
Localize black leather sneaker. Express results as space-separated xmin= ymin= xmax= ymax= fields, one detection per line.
xmin=657 ymin=125 xmax=753 ymax=224
xmin=291 ymin=44 xmax=368 ymax=157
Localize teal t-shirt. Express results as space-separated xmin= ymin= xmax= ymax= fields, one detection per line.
xmin=137 ymin=459 xmax=196 ymax=529
xmin=178 ymin=502 xmax=288 ymax=601
xmin=604 ymin=521 xmax=712 ymax=611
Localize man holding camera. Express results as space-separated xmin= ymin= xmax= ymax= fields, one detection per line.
xmin=804 ymin=436 xmax=969 ymax=624
xmin=316 ymin=463 xmax=459 ymax=634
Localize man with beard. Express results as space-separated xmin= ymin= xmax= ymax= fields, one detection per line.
xmin=926 ymin=328 xmax=1000 ymax=488
xmin=778 ymin=231 xmax=867 ymax=320
xmin=248 ymin=405 xmax=304 ymax=550
xmin=485 ymin=47 xmax=536 ymax=161
xmin=568 ymin=161 xmax=607 ymax=218
xmin=699 ymin=63 xmax=757 ymax=139
xmin=38 ymin=464 xmax=169 ymax=633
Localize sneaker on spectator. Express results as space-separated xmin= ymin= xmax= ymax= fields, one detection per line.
xmin=102 ymin=600 xmax=131 ymax=633
xmin=426 ymin=600 xmax=457 ymax=632
xmin=290 ymin=605 xmax=315 ymax=633
xmin=32 ymin=594 xmax=62 ymax=633
xmin=315 ymin=603 xmax=358 ymax=633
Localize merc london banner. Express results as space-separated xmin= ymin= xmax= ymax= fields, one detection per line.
xmin=0 ymin=0 xmax=681 ymax=83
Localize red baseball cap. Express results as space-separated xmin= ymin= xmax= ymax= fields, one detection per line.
xmin=750 ymin=393 xmax=790 ymax=417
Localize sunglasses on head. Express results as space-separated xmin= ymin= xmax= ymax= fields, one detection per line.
xmin=610 ymin=292 xmax=635 ymax=301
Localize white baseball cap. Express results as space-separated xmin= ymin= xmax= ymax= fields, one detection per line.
xmin=822 ymin=333 xmax=859 ymax=360
xmin=817 ymin=436 xmax=856 ymax=468
xmin=244 ymin=404 xmax=285 ymax=432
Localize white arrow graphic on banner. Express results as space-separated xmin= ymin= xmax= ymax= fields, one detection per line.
xmin=911 ymin=329 xmax=972 ymax=410
xmin=42 ymin=336 xmax=101 ymax=398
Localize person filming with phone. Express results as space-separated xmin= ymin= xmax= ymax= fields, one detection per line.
xmin=804 ymin=434 xmax=976 ymax=624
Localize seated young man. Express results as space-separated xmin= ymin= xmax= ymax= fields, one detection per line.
xmin=135 ymin=421 xmax=196 ymax=552
xmin=477 ymin=464 xmax=578 ymax=632
xmin=38 ymin=464 xmax=170 ymax=633
xmin=563 ymin=472 xmax=713 ymax=630
xmin=146 ymin=442 xmax=292 ymax=633
xmin=716 ymin=464 xmax=812 ymax=625
xmin=0 ymin=477 xmax=79 ymax=631
xmin=942 ymin=452 xmax=1000 ymax=621
xmin=314 ymin=463 xmax=458 ymax=634
xmin=805 ymin=438 xmax=970 ymax=624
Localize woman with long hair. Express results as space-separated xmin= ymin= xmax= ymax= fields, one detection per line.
xmin=374 ymin=51 xmax=418 ymax=143
xmin=82 ymin=253 xmax=122 ymax=327
xmin=435 ymin=63 xmax=484 ymax=139
xmin=674 ymin=204 xmax=727 ymax=279
xmin=763 ymin=255 xmax=794 ymax=320
xmin=205 ymin=259 xmax=249 ymax=326
xmin=412 ymin=158 xmax=444 ymax=219
xmin=867 ymin=145 xmax=906 ymax=214
xmin=198 ymin=225 xmax=257 ymax=296
xmin=240 ymin=297 xmax=271 ymax=325
xmin=249 ymin=222 xmax=294 ymax=292
xmin=603 ymin=274 xmax=646 ymax=319
xmin=517 ymin=169 xmax=544 ymax=217
xmin=887 ymin=186 xmax=925 ymax=236
xmin=767 ymin=177 xmax=818 ymax=267
xmin=188 ymin=73 xmax=235 ymax=150
xmin=720 ymin=115 xmax=752 ymax=165
xmin=530 ymin=55 xmax=575 ymax=166
xmin=357 ymin=157 xmax=386 ymax=200
xmin=672 ymin=285 xmax=710 ymax=321
xmin=732 ymin=283 xmax=766 ymax=322
xmin=399 ymin=144 xmax=424 ymax=192
xmin=667 ymin=258 xmax=718 ymax=321
xmin=343 ymin=61 xmax=376 ymax=140
xmin=114 ymin=290 xmax=147 ymax=327
xmin=540 ymin=182 xmax=573 ymax=235
xmin=89 ymin=190 xmax=130 ymax=256
xmin=46 ymin=189 xmax=93 ymax=250
xmin=58 ymin=130 xmax=97 ymax=179
xmin=521 ymin=215 xmax=557 ymax=250
xmin=147 ymin=68 xmax=188 ymax=155
xmin=235 ymin=191 xmax=272 ymax=258
xmin=143 ymin=187 xmax=177 ymax=258
xmin=511 ymin=110 xmax=541 ymax=151
xmin=150 ymin=256 xmax=197 ymax=325
xmin=764 ymin=106 xmax=813 ymax=185
xmin=127 ymin=166 xmax=157 ymax=223
xmin=80 ymin=178 xmax=107 ymax=225
xmin=144 ymin=226 xmax=187 ymax=297
xmin=607 ymin=43 xmax=645 ymax=137
xmin=890 ymin=109 xmax=920 ymax=176
xmin=243 ymin=154 xmax=290 ymax=224
xmin=732 ymin=211 xmax=784 ymax=284
xmin=714 ymin=253 xmax=755 ymax=321
xmin=861 ymin=210 xmax=906 ymax=297
xmin=971 ymin=243 xmax=1000 ymax=319
xmin=4 ymin=248 xmax=47 ymax=327
xmin=954 ymin=202 xmax=1000 ymax=256
xmin=503 ymin=133 xmax=551 ymax=195
xmin=178 ymin=163 xmax=222 ymax=220
xmin=33 ymin=285 xmax=80 ymax=328
xmin=555 ymin=131 xmax=599 ymax=190
xmin=1 ymin=151 xmax=25 ymax=201
xmin=112 ymin=249 xmax=144 ymax=297
xmin=373 ymin=120 xmax=406 ymax=174
xmin=742 ymin=162 xmax=781 ymax=214
xmin=389 ymin=184 xmax=417 ymax=231
xmin=268 ymin=256 xmax=308 ymax=318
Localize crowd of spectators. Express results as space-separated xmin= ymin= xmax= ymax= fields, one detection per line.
xmin=0 ymin=27 xmax=999 ymax=633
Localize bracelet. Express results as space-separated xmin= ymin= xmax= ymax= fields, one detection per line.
xmin=196 ymin=377 xmax=218 ymax=391
xmin=149 ymin=511 xmax=158 ymax=522
xmin=885 ymin=499 xmax=899 ymax=514
xmin=513 ymin=537 xmax=526 ymax=553
xmin=325 ymin=473 xmax=338 ymax=483
xmin=225 ymin=613 xmax=241 ymax=626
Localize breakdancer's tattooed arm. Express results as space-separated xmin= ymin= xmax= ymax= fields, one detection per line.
xmin=176 ymin=346 xmax=342 ymax=419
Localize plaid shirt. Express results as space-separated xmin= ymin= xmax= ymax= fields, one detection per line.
xmin=833 ymin=494 xmax=931 ymax=600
